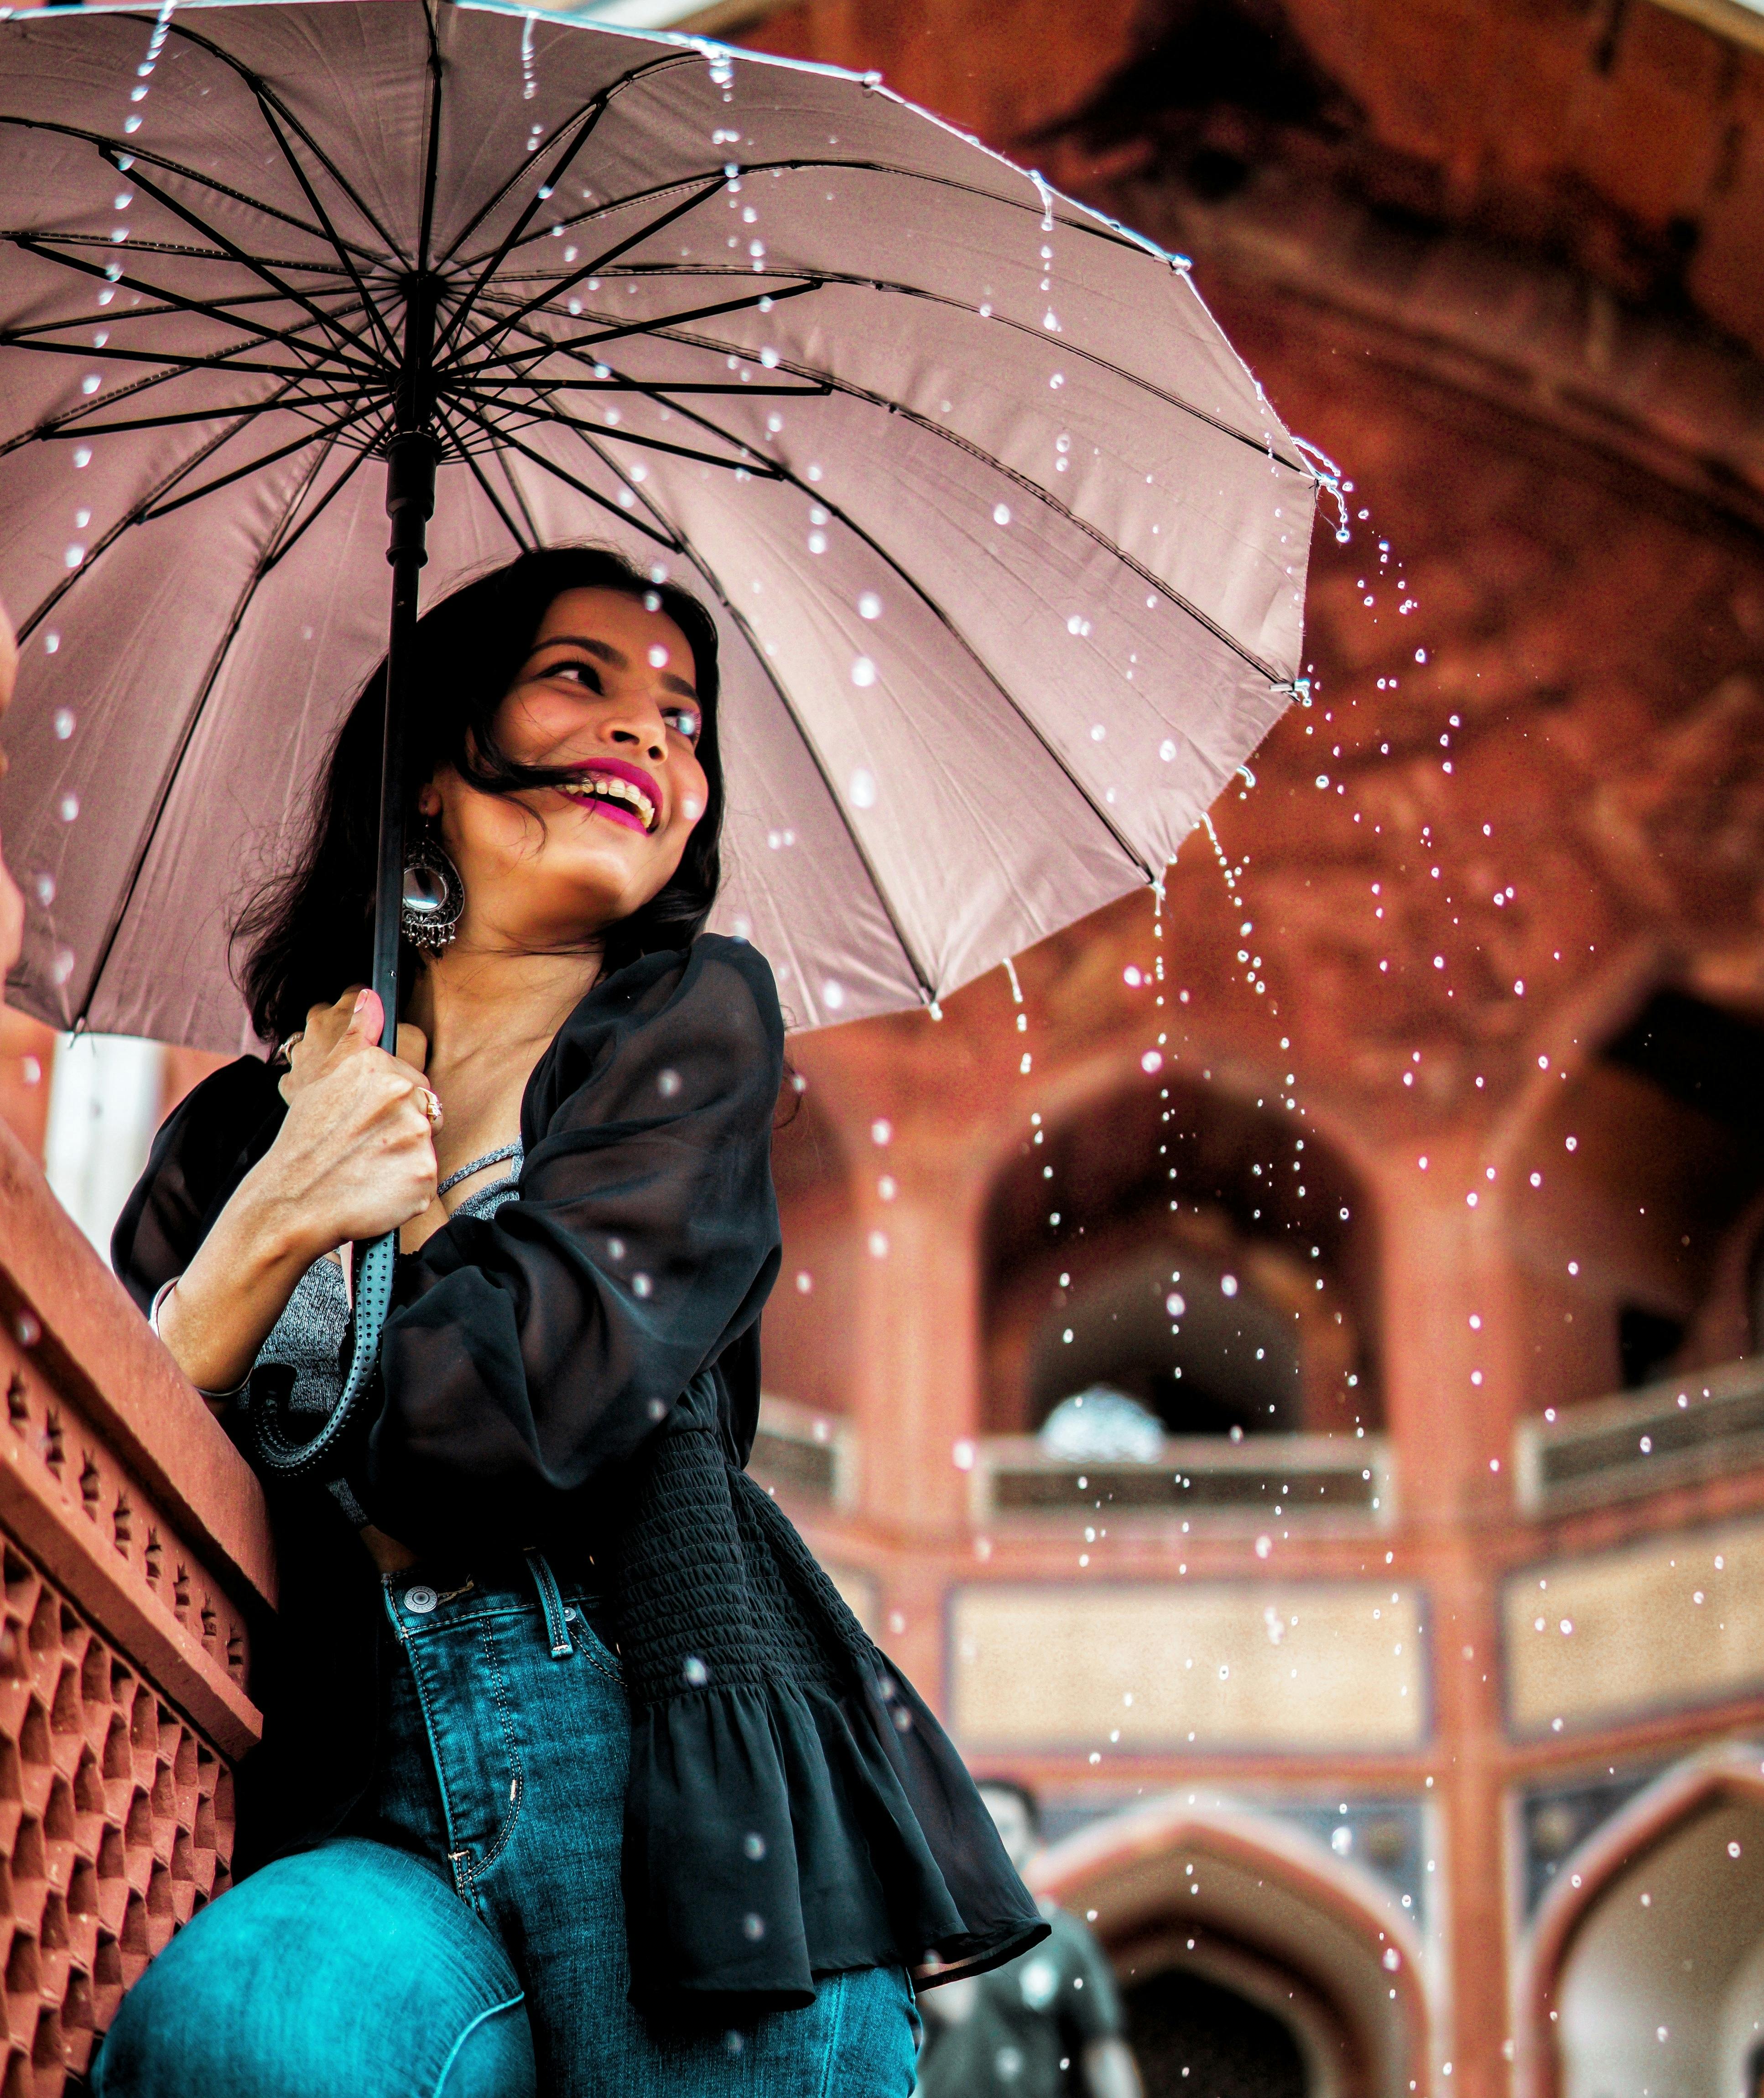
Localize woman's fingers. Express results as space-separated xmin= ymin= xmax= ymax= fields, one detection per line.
xmin=395 ymin=1020 xmax=429 ymax=1071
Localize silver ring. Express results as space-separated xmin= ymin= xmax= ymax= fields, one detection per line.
xmin=418 ymin=1087 xmax=443 ymax=1129
xmin=277 ymin=1032 xmax=303 ymax=1067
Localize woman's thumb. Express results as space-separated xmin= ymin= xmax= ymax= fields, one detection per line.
xmin=345 ymin=987 xmax=384 ymax=1047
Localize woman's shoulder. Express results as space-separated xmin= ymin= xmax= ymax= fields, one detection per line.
xmin=527 ymin=937 xmax=782 ymax=1135
xmin=572 ymin=935 xmax=781 ymax=1048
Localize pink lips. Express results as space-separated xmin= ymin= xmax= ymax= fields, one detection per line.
xmin=562 ymin=755 xmax=663 ymax=835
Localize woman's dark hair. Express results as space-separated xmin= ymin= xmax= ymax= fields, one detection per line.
xmin=235 ymin=546 xmax=723 ymax=1045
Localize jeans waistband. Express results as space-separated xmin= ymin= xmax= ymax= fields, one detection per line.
xmin=383 ymin=1549 xmax=608 ymax=1657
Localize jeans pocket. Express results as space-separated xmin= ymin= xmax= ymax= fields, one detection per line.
xmin=403 ymin=1618 xmax=526 ymax=1896
xmin=563 ymin=1596 xmax=624 ymax=1685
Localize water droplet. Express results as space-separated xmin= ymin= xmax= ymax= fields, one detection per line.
xmin=72 ymin=448 xmax=90 ymax=470
xmin=1221 ymin=1275 xmax=1238 ymax=1297
xmin=850 ymin=658 xmax=876 ymax=689
xmin=631 ymin=1272 xmax=653 ymax=1300
xmin=64 ymin=545 xmax=85 ymax=569
xmin=743 ymin=1832 xmax=767 ymax=1860
xmin=656 ymin=1067 xmax=681 ymax=1098
xmin=858 ymin=591 xmax=881 ymax=620
xmin=43 ymin=632 xmax=59 ymax=656
xmin=867 ymin=1229 xmax=888 ymax=1258
xmin=31 ymin=872 xmax=54 ymax=906
xmin=1140 ymin=1050 xmax=1162 ymax=1074
xmin=741 ymin=1912 xmax=765 ymax=1941
xmin=50 ymin=945 xmax=75 ymax=985
xmin=993 ymin=504 xmax=1011 ymax=526
xmin=57 ymin=792 xmax=79 ymax=823
xmin=682 ymin=1655 xmax=709 ymax=1687
xmin=646 ymin=643 xmax=669 ymax=669
xmin=14 ymin=1313 xmax=39 ymax=1348
xmin=822 ymin=979 xmax=845 ymax=1011
xmin=52 ymin=709 xmax=74 ymax=740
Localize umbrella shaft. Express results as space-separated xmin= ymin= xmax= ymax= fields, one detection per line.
xmin=374 ymin=433 xmax=438 ymax=1046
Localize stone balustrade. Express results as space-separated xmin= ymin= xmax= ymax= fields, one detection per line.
xmin=0 ymin=1117 xmax=274 ymax=2094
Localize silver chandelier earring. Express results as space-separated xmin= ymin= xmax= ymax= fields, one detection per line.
xmin=400 ymin=824 xmax=464 ymax=953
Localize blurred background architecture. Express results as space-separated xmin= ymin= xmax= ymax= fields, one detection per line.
xmin=2 ymin=0 xmax=1763 ymax=2093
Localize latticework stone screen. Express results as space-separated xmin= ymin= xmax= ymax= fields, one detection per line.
xmin=0 ymin=1536 xmax=234 ymax=2095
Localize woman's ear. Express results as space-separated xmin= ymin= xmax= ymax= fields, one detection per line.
xmin=416 ymin=782 xmax=443 ymax=817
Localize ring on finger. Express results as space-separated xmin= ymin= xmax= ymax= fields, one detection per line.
xmin=277 ymin=1032 xmax=303 ymax=1067
xmin=417 ymin=1087 xmax=443 ymax=1129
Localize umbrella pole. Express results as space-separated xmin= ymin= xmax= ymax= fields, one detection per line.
xmin=249 ymin=289 xmax=439 ymax=1480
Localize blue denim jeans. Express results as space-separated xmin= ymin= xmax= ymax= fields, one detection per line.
xmin=93 ymin=1555 xmax=920 ymax=2097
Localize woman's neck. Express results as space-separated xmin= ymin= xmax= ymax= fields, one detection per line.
xmin=406 ymin=938 xmax=601 ymax=1090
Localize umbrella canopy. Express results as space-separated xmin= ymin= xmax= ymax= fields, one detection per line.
xmin=0 ymin=0 xmax=1317 ymax=1054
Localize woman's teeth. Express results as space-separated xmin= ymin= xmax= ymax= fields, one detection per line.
xmin=567 ymin=774 xmax=656 ymax=832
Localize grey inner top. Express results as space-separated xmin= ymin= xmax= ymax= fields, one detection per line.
xmin=255 ymin=1141 xmax=523 ymax=1522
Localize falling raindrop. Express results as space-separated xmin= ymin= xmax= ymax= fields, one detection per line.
xmin=52 ymin=709 xmax=74 ymax=740
xmin=57 ymin=792 xmax=79 ymax=823
xmin=858 ymin=591 xmax=881 ymax=620
xmin=993 ymin=503 xmax=1011 ymax=526
xmin=850 ymin=658 xmax=876 ymax=688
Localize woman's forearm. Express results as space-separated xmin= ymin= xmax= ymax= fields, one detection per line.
xmin=155 ymin=1161 xmax=333 ymax=1396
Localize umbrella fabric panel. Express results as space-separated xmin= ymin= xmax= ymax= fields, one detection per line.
xmin=0 ymin=0 xmax=1315 ymax=1049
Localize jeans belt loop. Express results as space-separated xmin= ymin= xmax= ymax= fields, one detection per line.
xmin=524 ymin=1548 xmax=574 ymax=1659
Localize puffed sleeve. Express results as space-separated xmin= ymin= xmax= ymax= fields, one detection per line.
xmin=364 ymin=937 xmax=784 ymax=1549
xmin=110 ymin=1057 xmax=288 ymax=1313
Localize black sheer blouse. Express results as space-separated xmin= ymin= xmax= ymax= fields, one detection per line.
xmin=113 ymin=937 xmax=1044 ymax=2012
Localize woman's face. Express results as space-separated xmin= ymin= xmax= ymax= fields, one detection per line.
xmin=424 ymin=586 xmax=709 ymax=954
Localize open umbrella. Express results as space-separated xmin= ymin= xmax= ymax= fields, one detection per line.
xmin=0 ymin=0 xmax=1319 ymax=1470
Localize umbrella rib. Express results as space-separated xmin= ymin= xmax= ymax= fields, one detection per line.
xmin=0 ymin=117 xmax=388 ymax=268
xmin=33 ymin=390 xmax=370 ymax=440
xmin=431 ymin=49 xmax=702 ymax=274
xmin=6 ymin=235 xmax=378 ymax=373
xmin=139 ymin=396 xmax=380 ymax=522
xmin=440 ymin=279 xmax=822 ymax=380
xmin=416 ymin=0 xmax=444 ymax=274
xmin=117 ymin=161 xmax=385 ymax=370
xmin=261 ymin=411 xmax=390 ymax=574
xmin=456 ymin=395 xmax=778 ymax=478
xmin=70 ymin=428 xmax=345 ymax=1033
xmin=255 ymin=103 xmax=401 ymax=364
xmin=155 ymin=19 xmax=408 ymax=261
xmin=14 ymin=371 xmax=316 ymax=641
xmin=572 ymin=440 xmax=940 ymax=1003
xmin=447 ymin=177 xmax=727 ymax=369
xmin=589 ymin=318 xmax=1288 ymax=681
xmin=447 ymin=397 xmax=676 ymax=552
xmin=436 ymin=403 xmax=533 ymax=554
xmin=598 ymin=383 xmax=1162 ymax=875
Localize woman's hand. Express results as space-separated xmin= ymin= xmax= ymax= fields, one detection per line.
xmin=281 ymin=987 xmax=428 ymax=1109
xmin=268 ymin=989 xmax=438 ymax=1251
xmin=156 ymin=990 xmax=438 ymax=1398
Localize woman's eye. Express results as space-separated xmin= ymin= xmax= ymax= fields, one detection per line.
xmin=546 ymin=658 xmax=602 ymax=692
xmin=664 ymin=706 xmax=702 ymax=741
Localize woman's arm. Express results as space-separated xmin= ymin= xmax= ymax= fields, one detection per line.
xmin=156 ymin=990 xmax=438 ymax=1396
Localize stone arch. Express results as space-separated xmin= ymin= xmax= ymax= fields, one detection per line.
xmin=1518 ymin=1740 xmax=1764 ymax=2098
xmin=1495 ymin=955 xmax=1764 ymax=1414
xmin=979 ymin=1064 xmax=1384 ymax=1437
xmin=1027 ymin=1792 xmax=1429 ymax=2098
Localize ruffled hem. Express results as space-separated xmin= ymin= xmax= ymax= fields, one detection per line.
xmin=621 ymin=1668 xmax=1048 ymax=2011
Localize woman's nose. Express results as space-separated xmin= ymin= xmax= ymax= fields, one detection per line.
xmin=605 ymin=705 xmax=666 ymax=762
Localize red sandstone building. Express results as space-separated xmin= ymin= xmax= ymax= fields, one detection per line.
xmin=0 ymin=0 xmax=1759 ymax=2094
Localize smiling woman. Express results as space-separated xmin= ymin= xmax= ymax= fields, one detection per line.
xmin=94 ymin=547 xmax=1043 ymax=2098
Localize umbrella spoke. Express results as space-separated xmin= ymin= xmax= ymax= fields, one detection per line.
xmin=448 ymin=397 xmax=676 ymax=552
xmin=440 ymin=279 xmax=822 ymax=380
xmin=15 ymin=372 xmax=318 ymax=640
xmin=459 ymin=394 xmax=778 ymax=478
xmin=117 ymin=158 xmax=387 ymax=371
xmin=447 ymin=176 xmax=726 ymax=369
xmin=7 ymin=234 xmax=378 ymax=375
xmin=35 ymin=388 xmax=371 ymax=439
xmin=157 ymin=20 xmax=410 ymax=264
xmin=261 ymin=412 xmax=390 ymax=573
xmin=437 ymin=402 xmax=536 ymax=554
xmin=433 ymin=48 xmax=699 ymax=276
xmin=140 ymin=395 xmax=379 ymax=521
xmin=0 ymin=117 xmax=388 ymax=271
xmin=255 ymin=102 xmax=401 ymax=364
xmin=0 ymin=334 xmax=371 ymax=382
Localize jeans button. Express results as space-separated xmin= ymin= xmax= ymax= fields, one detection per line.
xmin=404 ymin=1585 xmax=438 ymax=1615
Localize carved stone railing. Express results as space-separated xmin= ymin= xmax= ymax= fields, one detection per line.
xmin=0 ymin=1117 xmax=274 ymax=2094
xmin=971 ymin=1431 xmax=1393 ymax=1523
xmin=1514 ymin=1357 xmax=1764 ymax=1515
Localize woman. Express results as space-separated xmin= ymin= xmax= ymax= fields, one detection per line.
xmin=98 ymin=547 xmax=1043 ymax=2098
